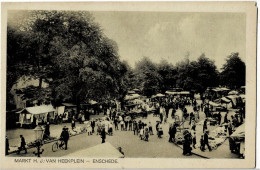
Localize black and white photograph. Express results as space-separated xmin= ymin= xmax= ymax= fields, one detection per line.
xmin=1 ymin=2 xmax=257 ymax=169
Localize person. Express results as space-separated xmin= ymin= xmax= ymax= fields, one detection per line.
xmin=129 ymin=119 xmax=133 ymax=131
xmin=159 ymin=113 xmax=163 ymax=123
xmin=168 ymin=123 xmax=173 ymax=142
xmin=43 ymin=122 xmax=50 ymax=139
xmin=144 ymin=128 xmax=149 ymax=141
xmin=189 ymin=112 xmax=194 ymax=125
xmin=18 ymin=135 xmax=27 ymax=154
xmin=203 ymin=119 xmax=208 ymax=133
xmin=183 ymin=132 xmax=192 ymax=156
xmin=91 ymin=118 xmax=95 ymax=133
xmin=133 ymin=121 xmax=138 ymax=135
xmin=157 ymin=123 xmax=163 ymax=138
xmin=125 ymin=120 xmax=128 ymax=131
xmin=139 ymin=128 xmax=144 ymax=140
xmin=6 ymin=136 xmax=10 ymax=155
xmin=87 ymin=124 xmax=92 ymax=135
xmin=228 ymin=120 xmax=233 ymax=136
xmin=120 ymin=120 xmax=124 ymax=131
xmin=200 ymin=135 xmax=205 ymax=151
xmin=108 ymin=122 xmax=113 ymax=136
xmin=101 ymin=128 xmax=106 ymax=143
xmin=71 ymin=117 xmax=76 ymax=130
xmin=192 ymin=131 xmax=196 ymax=149
xmin=172 ymin=123 xmax=177 ymax=142
xmin=217 ymin=112 xmax=222 ymax=125
xmin=203 ymin=130 xmax=211 ymax=151
xmin=148 ymin=122 xmax=153 ymax=135
xmin=60 ymin=127 xmax=70 ymax=150
xmin=224 ymin=111 xmax=228 ymax=123
xmin=114 ymin=118 xmax=118 ymax=130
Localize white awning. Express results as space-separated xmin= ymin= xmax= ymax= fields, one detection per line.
xmin=64 ymin=142 xmax=124 ymax=158
xmin=18 ymin=105 xmax=56 ymax=115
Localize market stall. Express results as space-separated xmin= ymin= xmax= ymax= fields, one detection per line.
xmin=229 ymin=123 xmax=245 ymax=158
xmin=16 ymin=105 xmax=56 ymax=128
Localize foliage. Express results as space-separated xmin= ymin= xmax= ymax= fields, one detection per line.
xmin=220 ymin=53 xmax=245 ymax=89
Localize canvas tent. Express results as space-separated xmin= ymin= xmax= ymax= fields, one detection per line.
xmin=64 ymin=142 xmax=124 ymax=158
xmin=16 ymin=105 xmax=56 ymax=127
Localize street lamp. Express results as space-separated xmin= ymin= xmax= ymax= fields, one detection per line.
xmin=33 ymin=125 xmax=44 ymax=157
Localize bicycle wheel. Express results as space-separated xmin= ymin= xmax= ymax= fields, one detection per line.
xmin=59 ymin=141 xmax=65 ymax=150
xmin=52 ymin=142 xmax=58 ymax=152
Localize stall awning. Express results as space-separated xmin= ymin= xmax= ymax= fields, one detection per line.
xmin=165 ymin=91 xmax=190 ymax=95
xmin=209 ymin=101 xmax=221 ymax=107
xmin=17 ymin=105 xmax=56 ymax=115
xmin=230 ymin=123 xmax=245 ymax=140
xmin=221 ymin=97 xmax=231 ymax=103
xmin=62 ymin=103 xmax=77 ymax=107
xmin=156 ymin=93 xmax=165 ymax=97
xmin=64 ymin=142 xmax=124 ymax=158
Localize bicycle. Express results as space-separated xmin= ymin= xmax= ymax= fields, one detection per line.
xmin=52 ymin=139 xmax=65 ymax=152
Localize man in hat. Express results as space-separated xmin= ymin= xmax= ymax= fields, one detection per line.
xmin=60 ymin=126 xmax=70 ymax=150
xmin=18 ymin=135 xmax=27 ymax=154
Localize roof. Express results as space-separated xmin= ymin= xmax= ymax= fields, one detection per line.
xmin=64 ymin=142 xmax=124 ymax=158
xmin=17 ymin=105 xmax=56 ymax=115
xmin=62 ymin=103 xmax=77 ymax=107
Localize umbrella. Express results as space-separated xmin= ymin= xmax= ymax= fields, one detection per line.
xmin=228 ymin=90 xmax=239 ymax=95
xmin=156 ymin=93 xmax=165 ymax=97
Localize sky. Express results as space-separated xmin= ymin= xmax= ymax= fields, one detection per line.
xmin=90 ymin=11 xmax=246 ymax=69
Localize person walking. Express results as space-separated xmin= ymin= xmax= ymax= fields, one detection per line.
xmin=144 ymin=128 xmax=149 ymax=142
xmin=157 ymin=122 xmax=163 ymax=138
xmin=91 ymin=119 xmax=95 ymax=134
xmin=18 ymin=135 xmax=27 ymax=154
xmin=200 ymin=135 xmax=205 ymax=151
xmin=120 ymin=120 xmax=124 ymax=131
xmin=148 ymin=122 xmax=153 ymax=135
xmin=203 ymin=130 xmax=212 ymax=151
xmin=203 ymin=119 xmax=208 ymax=133
xmin=168 ymin=123 xmax=173 ymax=142
xmin=129 ymin=119 xmax=133 ymax=131
xmin=101 ymin=128 xmax=106 ymax=143
xmin=60 ymin=127 xmax=70 ymax=150
xmin=114 ymin=118 xmax=118 ymax=130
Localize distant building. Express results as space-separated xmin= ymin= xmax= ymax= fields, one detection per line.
xmin=10 ymin=76 xmax=49 ymax=109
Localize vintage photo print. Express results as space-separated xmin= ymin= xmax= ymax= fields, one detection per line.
xmin=1 ymin=2 xmax=257 ymax=169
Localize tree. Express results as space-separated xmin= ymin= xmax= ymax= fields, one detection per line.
xmin=7 ymin=11 xmax=129 ymax=112
xmin=176 ymin=54 xmax=219 ymax=94
xmin=134 ymin=57 xmax=162 ymax=97
xmin=220 ymin=52 xmax=245 ymax=89
xmin=157 ymin=60 xmax=177 ymax=93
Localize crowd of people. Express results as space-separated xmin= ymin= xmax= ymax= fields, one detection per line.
xmin=6 ymin=93 xmax=245 ymax=157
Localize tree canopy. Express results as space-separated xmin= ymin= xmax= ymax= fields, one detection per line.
xmin=220 ymin=52 xmax=245 ymax=89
